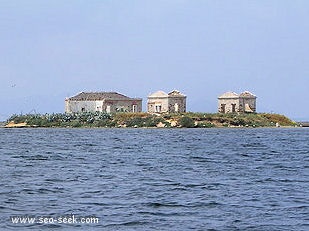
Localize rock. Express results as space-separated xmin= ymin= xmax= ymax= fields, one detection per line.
xmin=156 ymin=122 xmax=165 ymax=128
xmin=170 ymin=121 xmax=177 ymax=127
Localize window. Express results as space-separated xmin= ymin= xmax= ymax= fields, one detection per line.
xmin=220 ymin=104 xmax=226 ymax=113
xmin=155 ymin=105 xmax=162 ymax=113
xmin=231 ymin=104 xmax=236 ymax=113
xmin=174 ymin=103 xmax=179 ymax=112
xmin=106 ymin=105 xmax=111 ymax=113
xmin=132 ymin=105 xmax=137 ymax=112
xmin=116 ymin=107 xmax=125 ymax=112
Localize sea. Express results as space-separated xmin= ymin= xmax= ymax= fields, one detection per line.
xmin=0 ymin=128 xmax=308 ymax=231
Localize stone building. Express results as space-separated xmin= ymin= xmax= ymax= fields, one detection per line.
xmin=65 ymin=92 xmax=142 ymax=113
xmin=218 ymin=91 xmax=256 ymax=113
xmin=147 ymin=90 xmax=186 ymax=113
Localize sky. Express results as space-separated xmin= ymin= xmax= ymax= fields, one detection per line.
xmin=1 ymin=0 xmax=309 ymax=121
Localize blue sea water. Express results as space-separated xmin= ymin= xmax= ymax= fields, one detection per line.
xmin=0 ymin=128 xmax=308 ymax=231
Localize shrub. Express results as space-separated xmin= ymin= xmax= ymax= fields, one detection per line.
xmin=196 ymin=122 xmax=215 ymax=128
xmin=260 ymin=113 xmax=295 ymax=126
xmin=179 ymin=116 xmax=195 ymax=128
xmin=126 ymin=117 xmax=144 ymax=127
xmin=93 ymin=120 xmax=110 ymax=127
xmin=7 ymin=114 xmax=27 ymax=123
xmin=71 ymin=120 xmax=82 ymax=127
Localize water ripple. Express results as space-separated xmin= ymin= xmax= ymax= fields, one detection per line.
xmin=0 ymin=128 xmax=308 ymax=230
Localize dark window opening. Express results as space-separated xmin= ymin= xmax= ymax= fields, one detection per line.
xmin=220 ymin=104 xmax=226 ymax=113
xmin=232 ymin=104 xmax=236 ymax=113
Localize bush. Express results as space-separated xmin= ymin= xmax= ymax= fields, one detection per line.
xmin=126 ymin=117 xmax=144 ymax=127
xmin=93 ymin=120 xmax=110 ymax=127
xmin=260 ymin=113 xmax=295 ymax=126
xmin=179 ymin=116 xmax=195 ymax=128
xmin=196 ymin=122 xmax=215 ymax=128
xmin=7 ymin=114 xmax=27 ymax=123
xmin=71 ymin=120 xmax=82 ymax=127
xmin=144 ymin=117 xmax=164 ymax=127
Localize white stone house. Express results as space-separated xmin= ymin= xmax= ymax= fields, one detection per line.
xmin=147 ymin=90 xmax=186 ymax=113
xmin=218 ymin=91 xmax=256 ymax=113
xmin=65 ymin=92 xmax=142 ymax=113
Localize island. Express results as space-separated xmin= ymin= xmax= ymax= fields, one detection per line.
xmin=3 ymin=112 xmax=297 ymax=128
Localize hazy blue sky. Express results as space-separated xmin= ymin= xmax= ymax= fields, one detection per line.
xmin=1 ymin=0 xmax=309 ymax=121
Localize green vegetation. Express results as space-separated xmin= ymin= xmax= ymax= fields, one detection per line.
xmin=5 ymin=112 xmax=296 ymax=128
xmin=7 ymin=112 xmax=113 ymax=128
xmin=179 ymin=116 xmax=195 ymax=128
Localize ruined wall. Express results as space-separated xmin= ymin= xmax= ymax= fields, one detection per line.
xmin=168 ymin=97 xmax=186 ymax=113
xmin=218 ymin=98 xmax=256 ymax=113
xmin=103 ymin=100 xmax=142 ymax=113
xmin=66 ymin=99 xmax=142 ymax=113
xmin=239 ymin=97 xmax=256 ymax=112
xmin=218 ymin=98 xmax=240 ymax=113
xmin=65 ymin=100 xmax=99 ymax=113
xmin=147 ymin=97 xmax=169 ymax=113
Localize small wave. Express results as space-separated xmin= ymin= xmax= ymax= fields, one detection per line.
xmin=241 ymin=142 xmax=268 ymax=148
xmin=103 ymin=220 xmax=149 ymax=228
xmin=190 ymin=156 xmax=213 ymax=163
xmin=144 ymin=202 xmax=183 ymax=208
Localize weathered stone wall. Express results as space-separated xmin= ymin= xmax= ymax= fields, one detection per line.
xmin=103 ymin=100 xmax=142 ymax=113
xmin=65 ymin=100 xmax=98 ymax=113
xmin=147 ymin=97 xmax=169 ymax=113
xmin=239 ymin=97 xmax=256 ymax=112
xmin=168 ymin=97 xmax=186 ymax=112
xmin=147 ymin=90 xmax=186 ymax=113
xmin=218 ymin=98 xmax=256 ymax=113
xmin=65 ymin=99 xmax=142 ymax=113
xmin=218 ymin=98 xmax=239 ymax=113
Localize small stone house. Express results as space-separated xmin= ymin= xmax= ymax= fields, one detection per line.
xmin=65 ymin=92 xmax=142 ymax=113
xmin=218 ymin=91 xmax=256 ymax=113
xmin=147 ymin=90 xmax=186 ymax=113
